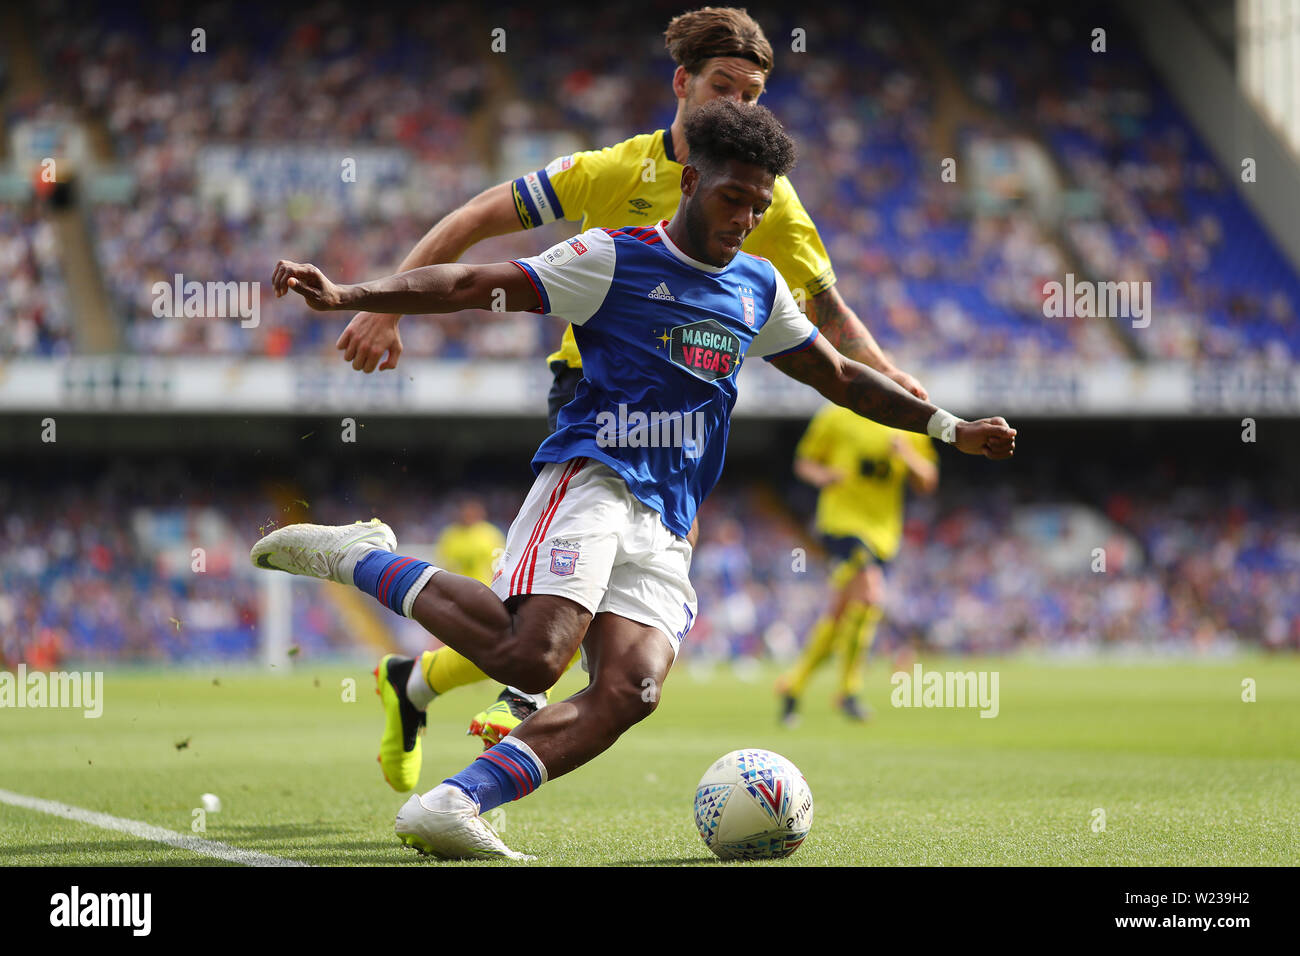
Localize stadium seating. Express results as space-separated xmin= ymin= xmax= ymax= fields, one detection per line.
xmin=17 ymin=1 xmax=1294 ymax=361
xmin=933 ymin=0 xmax=1300 ymax=360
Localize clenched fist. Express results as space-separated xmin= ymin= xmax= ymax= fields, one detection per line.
xmin=954 ymin=417 xmax=1017 ymax=459
xmin=272 ymin=260 xmax=347 ymax=311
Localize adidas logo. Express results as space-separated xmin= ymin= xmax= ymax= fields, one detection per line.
xmin=647 ymin=282 xmax=676 ymax=301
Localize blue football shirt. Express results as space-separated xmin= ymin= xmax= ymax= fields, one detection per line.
xmin=511 ymin=220 xmax=818 ymax=538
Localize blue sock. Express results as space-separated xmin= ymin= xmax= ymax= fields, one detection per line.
xmin=352 ymin=550 xmax=433 ymax=616
xmin=445 ymin=739 xmax=545 ymax=813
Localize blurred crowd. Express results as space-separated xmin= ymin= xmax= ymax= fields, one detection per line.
xmin=23 ymin=0 xmax=553 ymax=359
xmin=2 ymin=459 xmax=1295 ymax=669
xmin=0 ymin=203 xmax=72 ymax=356
xmin=881 ymin=484 xmax=1300 ymax=656
xmin=3 ymin=0 xmax=1294 ymax=362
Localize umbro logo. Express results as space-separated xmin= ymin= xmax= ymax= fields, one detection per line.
xmin=647 ymin=282 xmax=676 ymax=301
xmin=629 ymin=198 xmax=652 ymax=212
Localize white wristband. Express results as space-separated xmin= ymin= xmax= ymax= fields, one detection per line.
xmin=926 ymin=408 xmax=959 ymax=444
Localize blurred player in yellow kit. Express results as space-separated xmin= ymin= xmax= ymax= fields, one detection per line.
xmin=434 ymin=497 xmax=503 ymax=585
xmin=349 ymin=7 xmax=928 ymax=790
xmin=777 ymin=404 xmax=938 ymax=725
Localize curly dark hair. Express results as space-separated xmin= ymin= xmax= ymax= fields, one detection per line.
xmin=684 ymin=99 xmax=796 ymax=180
xmin=664 ymin=7 xmax=774 ymax=77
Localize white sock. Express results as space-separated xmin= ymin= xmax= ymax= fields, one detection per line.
xmin=401 ymin=566 xmax=440 ymax=618
xmin=405 ymin=653 xmax=436 ymax=711
xmin=502 ymin=735 xmax=549 ymax=785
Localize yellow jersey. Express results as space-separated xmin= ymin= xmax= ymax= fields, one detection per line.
xmin=794 ymin=404 xmax=937 ymax=562
xmin=511 ymin=129 xmax=836 ymax=369
xmin=435 ymin=521 xmax=505 ymax=586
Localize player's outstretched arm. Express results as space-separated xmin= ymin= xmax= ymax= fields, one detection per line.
xmin=770 ymin=337 xmax=1016 ymax=460
xmin=337 ymin=181 xmax=524 ymax=372
xmin=806 ymin=286 xmax=928 ymax=400
xmin=272 ymin=259 xmax=540 ymax=316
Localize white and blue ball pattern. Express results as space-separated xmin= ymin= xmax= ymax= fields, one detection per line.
xmin=694 ymin=749 xmax=813 ymax=860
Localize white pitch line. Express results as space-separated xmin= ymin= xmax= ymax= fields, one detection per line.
xmin=0 ymin=788 xmax=309 ymax=867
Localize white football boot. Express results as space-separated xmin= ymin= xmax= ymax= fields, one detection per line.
xmin=395 ymin=784 xmax=535 ymax=861
xmin=250 ymin=518 xmax=396 ymax=585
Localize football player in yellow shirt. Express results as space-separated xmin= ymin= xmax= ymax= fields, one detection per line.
xmin=339 ymin=7 xmax=930 ymax=791
xmin=433 ymin=498 xmax=504 ymax=588
xmin=777 ymin=404 xmax=938 ymax=725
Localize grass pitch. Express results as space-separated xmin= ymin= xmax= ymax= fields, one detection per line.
xmin=1 ymin=656 xmax=1297 ymax=866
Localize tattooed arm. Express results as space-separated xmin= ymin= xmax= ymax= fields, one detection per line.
xmin=770 ymin=336 xmax=1016 ymax=459
xmin=805 ymin=285 xmax=928 ymax=399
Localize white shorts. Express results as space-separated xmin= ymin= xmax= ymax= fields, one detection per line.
xmin=490 ymin=457 xmax=697 ymax=655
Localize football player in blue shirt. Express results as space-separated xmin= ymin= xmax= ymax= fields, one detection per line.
xmin=256 ymin=99 xmax=1016 ymax=860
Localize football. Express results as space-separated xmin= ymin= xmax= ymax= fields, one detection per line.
xmin=693 ymin=749 xmax=814 ymax=860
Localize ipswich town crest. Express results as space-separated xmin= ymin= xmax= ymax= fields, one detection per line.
xmin=549 ymin=548 xmax=579 ymax=576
